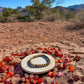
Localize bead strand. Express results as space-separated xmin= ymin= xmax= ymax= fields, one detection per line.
xmin=29 ymin=55 xmax=50 ymax=68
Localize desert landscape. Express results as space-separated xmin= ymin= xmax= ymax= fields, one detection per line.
xmin=0 ymin=0 xmax=84 ymax=84
xmin=0 ymin=21 xmax=84 ymax=54
xmin=0 ymin=21 xmax=84 ymax=84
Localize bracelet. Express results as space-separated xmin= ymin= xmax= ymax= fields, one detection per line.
xmin=29 ymin=55 xmax=50 ymax=68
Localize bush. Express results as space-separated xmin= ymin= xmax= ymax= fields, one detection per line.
xmin=0 ymin=14 xmax=6 ymax=22
xmin=65 ymin=11 xmax=73 ymax=21
xmin=2 ymin=8 xmax=14 ymax=17
xmin=17 ymin=15 xmax=33 ymax=22
xmin=7 ymin=14 xmax=18 ymax=22
xmin=40 ymin=9 xmax=65 ymax=22
xmin=73 ymin=10 xmax=84 ymax=28
xmin=1 ymin=8 xmax=20 ymax=22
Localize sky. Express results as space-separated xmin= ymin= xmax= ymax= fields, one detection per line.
xmin=0 ymin=0 xmax=84 ymax=9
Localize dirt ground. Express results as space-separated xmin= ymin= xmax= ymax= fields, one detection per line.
xmin=0 ymin=21 xmax=84 ymax=53
xmin=0 ymin=21 xmax=84 ymax=84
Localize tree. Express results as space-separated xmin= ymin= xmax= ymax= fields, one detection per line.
xmin=13 ymin=9 xmax=20 ymax=15
xmin=31 ymin=0 xmax=40 ymax=6
xmin=2 ymin=8 xmax=20 ymax=22
xmin=23 ymin=6 xmax=37 ymax=15
xmin=22 ymin=0 xmax=64 ymax=21
xmin=2 ymin=8 xmax=13 ymax=17
xmin=31 ymin=0 xmax=55 ymax=8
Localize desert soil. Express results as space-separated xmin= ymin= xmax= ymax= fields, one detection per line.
xmin=0 ymin=21 xmax=84 ymax=84
xmin=0 ymin=21 xmax=84 ymax=55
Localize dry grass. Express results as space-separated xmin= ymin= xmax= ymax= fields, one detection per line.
xmin=73 ymin=10 xmax=84 ymax=29
xmin=40 ymin=10 xmax=64 ymax=22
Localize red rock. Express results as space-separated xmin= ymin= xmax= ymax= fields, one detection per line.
xmin=75 ymin=56 xmax=81 ymax=61
xmin=32 ymin=52 xmax=34 ymax=54
xmin=47 ymin=50 xmax=52 ymax=54
xmin=55 ymin=59 xmax=58 ymax=63
xmin=34 ymin=50 xmax=39 ymax=53
xmin=62 ymin=58 xmax=65 ymax=62
xmin=58 ymin=59 xmax=61 ymax=63
xmin=55 ymin=51 xmax=59 ymax=56
xmin=51 ymin=81 xmax=57 ymax=84
xmin=1 ymin=74 xmax=10 ymax=82
xmin=58 ymin=48 xmax=61 ymax=51
xmin=48 ymin=71 xmax=52 ymax=77
xmin=31 ymin=49 xmax=34 ymax=51
xmin=11 ymin=53 xmax=15 ymax=56
xmin=42 ymin=50 xmax=47 ymax=53
xmin=63 ymin=62 xmax=67 ymax=69
xmin=51 ymin=82 xmax=54 ymax=84
xmin=57 ymin=72 xmax=63 ymax=77
xmin=69 ymin=65 xmax=75 ymax=72
xmin=7 ymin=66 xmax=14 ymax=72
xmin=60 ymin=54 xmax=63 ymax=57
xmin=37 ymin=78 xmax=43 ymax=83
xmin=50 ymin=48 xmax=53 ymax=50
xmin=5 ymin=78 xmax=11 ymax=84
xmin=9 ymin=57 xmax=21 ymax=65
xmin=3 ymin=56 xmax=13 ymax=62
xmin=69 ymin=59 xmax=72 ymax=63
xmin=23 ymin=51 xmax=29 ymax=56
xmin=9 ymin=72 xmax=14 ymax=77
xmin=51 ymin=48 xmax=55 ymax=50
xmin=52 ymin=71 xmax=56 ymax=77
xmin=68 ymin=54 xmax=71 ymax=58
xmin=30 ymin=79 xmax=37 ymax=84
xmin=21 ymin=77 xmax=25 ymax=82
xmin=44 ymin=48 xmax=47 ymax=50
xmin=34 ymin=75 xmax=39 ymax=80
xmin=0 ymin=62 xmax=5 ymax=67
xmin=19 ymin=52 xmax=24 ymax=56
xmin=56 ymin=82 xmax=59 ymax=84
xmin=24 ymin=73 xmax=29 ymax=79
xmin=1 ymin=65 xmax=8 ymax=72
xmin=37 ymin=47 xmax=43 ymax=50
xmin=30 ymin=74 xmax=34 ymax=79
xmin=25 ymin=79 xmax=30 ymax=83
xmin=40 ymin=47 xmax=43 ymax=50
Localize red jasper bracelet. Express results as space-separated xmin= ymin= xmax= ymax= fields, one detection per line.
xmin=29 ymin=55 xmax=50 ymax=68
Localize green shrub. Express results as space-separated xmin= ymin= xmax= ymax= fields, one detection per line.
xmin=1 ymin=8 xmax=20 ymax=22
xmin=17 ymin=15 xmax=33 ymax=22
xmin=0 ymin=14 xmax=6 ymax=22
xmin=2 ymin=8 xmax=14 ymax=17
